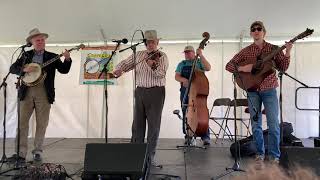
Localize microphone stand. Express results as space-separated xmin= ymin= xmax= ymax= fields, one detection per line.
xmin=0 ymin=46 xmax=29 ymax=177
xmin=119 ymin=40 xmax=144 ymax=144
xmin=14 ymin=47 xmax=28 ymax=167
xmin=119 ymin=41 xmax=145 ymax=53
xmin=274 ymin=66 xmax=308 ymax=146
xmin=0 ymin=72 xmax=10 ymax=166
xmin=212 ymin=67 xmax=245 ymax=180
xmin=98 ymin=41 xmax=121 ymax=143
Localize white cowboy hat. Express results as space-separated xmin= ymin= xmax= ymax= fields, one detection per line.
xmin=144 ymin=30 xmax=159 ymax=41
xmin=26 ymin=28 xmax=49 ymax=43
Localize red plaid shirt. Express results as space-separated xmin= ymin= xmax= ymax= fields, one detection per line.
xmin=226 ymin=41 xmax=290 ymax=91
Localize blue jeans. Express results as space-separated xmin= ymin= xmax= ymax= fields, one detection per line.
xmin=248 ymin=88 xmax=280 ymax=159
xmin=180 ymin=87 xmax=210 ymax=140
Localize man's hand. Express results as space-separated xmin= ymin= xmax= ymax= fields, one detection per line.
xmin=196 ymin=48 xmax=203 ymax=57
xmin=62 ymin=49 xmax=71 ymax=61
xmin=285 ymin=41 xmax=293 ymax=57
xmin=23 ymin=65 xmax=36 ymax=73
xmin=147 ymin=59 xmax=159 ymax=70
xmin=113 ymin=69 xmax=123 ymax=77
xmin=238 ymin=64 xmax=253 ymax=72
xmin=182 ymin=78 xmax=189 ymax=87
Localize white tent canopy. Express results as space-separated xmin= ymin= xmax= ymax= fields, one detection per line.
xmin=0 ymin=0 xmax=319 ymax=139
xmin=0 ymin=0 xmax=320 ymax=44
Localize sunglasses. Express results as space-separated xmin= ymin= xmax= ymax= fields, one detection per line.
xmin=251 ymin=27 xmax=263 ymax=32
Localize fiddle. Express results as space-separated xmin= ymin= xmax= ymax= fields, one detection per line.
xmin=113 ymin=48 xmax=163 ymax=77
xmin=147 ymin=51 xmax=162 ymax=70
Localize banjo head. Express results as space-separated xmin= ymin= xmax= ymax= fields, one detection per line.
xmin=85 ymin=59 xmax=100 ymax=74
xmin=22 ymin=63 xmax=42 ymax=83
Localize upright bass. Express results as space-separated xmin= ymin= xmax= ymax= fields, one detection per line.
xmin=185 ymin=32 xmax=210 ymax=137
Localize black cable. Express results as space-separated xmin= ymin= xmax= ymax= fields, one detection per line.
xmin=67 ymin=166 xmax=84 ymax=179
xmin=0 ymin=160 xmax=4 ymax=170
xmin=0 ymin=174 xmax=15 ymax=177
xmin=10 ymin=46 xmax=23 ymax=64
xmin=150 ymin=173 xmax=182 ymax=180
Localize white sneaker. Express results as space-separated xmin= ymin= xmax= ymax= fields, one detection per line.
xmin=184 ymin=137 xmax=196 ymax=146
xmin=151 ymin=159 xmax=163 ymax=168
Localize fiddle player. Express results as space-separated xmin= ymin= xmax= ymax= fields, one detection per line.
xmin=113 ymin=30 xmax=169 ymax=167
xmin=175 ymin=45 xmax=211 ymax=146
xmin=225 ymin=21 xmax=293 ymax=165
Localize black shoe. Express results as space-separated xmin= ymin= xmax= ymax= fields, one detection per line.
xmin=33 ymin=153 xmax=42 ymax=162
xmin=202 ymin=139 xmax=211 ymax=146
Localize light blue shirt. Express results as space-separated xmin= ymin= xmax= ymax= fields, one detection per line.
xmin=175 ymin=59 xmax=205 ymax=73
xmin=32 ymin=51 xmax=44 ymax=64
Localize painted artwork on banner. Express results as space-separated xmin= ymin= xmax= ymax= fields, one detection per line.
xmin=80 ymin=46 xmax=118 ymax=85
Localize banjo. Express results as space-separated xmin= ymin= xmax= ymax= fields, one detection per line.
xmin=22 ymin=44 xmax=85 ymax=86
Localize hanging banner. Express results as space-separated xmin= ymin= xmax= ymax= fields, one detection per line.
xmin=80 ymin=46 xmax=118 ymax=85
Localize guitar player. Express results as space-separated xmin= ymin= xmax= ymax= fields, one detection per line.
xmin=225 ymin=21 xmax=293 ymax=165
xmin=9 ymin=28 xmax=72 ymax=162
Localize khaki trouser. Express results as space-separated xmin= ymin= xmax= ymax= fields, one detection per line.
xmin=16 ymin=82 xmax=51 ymax=158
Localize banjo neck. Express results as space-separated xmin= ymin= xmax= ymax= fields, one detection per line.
xmin=41 ymin=54 xmax=63 ymax=68
xmin=40 ymin=44 xmax=85 ymax=69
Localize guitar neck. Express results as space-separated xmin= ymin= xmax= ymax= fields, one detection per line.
xmin=262 ymin=34 xmax=303 ymax=63
xmin=262 ymin=44 xmax=286 ymax=62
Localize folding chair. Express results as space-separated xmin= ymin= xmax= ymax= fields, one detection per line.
xmin=209 ymin=98 xmax=234 ymax=143
xmin=219 ymin=98 xmax=252 ymax=140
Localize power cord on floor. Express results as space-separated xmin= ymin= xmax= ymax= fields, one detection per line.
xmin=149 ymin=173 xmax=182 ymax=180
xmin=66 ymin=166 xmax=84 ymax=179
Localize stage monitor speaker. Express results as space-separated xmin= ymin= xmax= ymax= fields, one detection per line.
xmin=280 ymin=146 xmax=320 ymax=175
xmin=82 ymin=143 xmax=148 ymax=180
xmin=315 ymin=138 xmax=320 ymax=147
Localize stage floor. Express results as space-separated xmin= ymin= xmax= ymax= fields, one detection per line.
xmin=0 ymin=138 xmax=315 ymax=180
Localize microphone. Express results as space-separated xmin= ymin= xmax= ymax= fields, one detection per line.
xmin=20 ymin=42 xmax=32 ymax=48
xmin=173 ymin=110 xmax=182 ymax=120
xmin=112 ymin=38 xmax=128 ymax=44
xmin=141 ymin=31 xmax=146 ymax=44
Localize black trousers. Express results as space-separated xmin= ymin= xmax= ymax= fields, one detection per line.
xmin=131 ymin=86 xmax=165 ymax=160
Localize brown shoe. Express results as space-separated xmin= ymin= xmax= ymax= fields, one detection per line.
xmin=268 ymin=157 xmax=279 ymax=165
xmin=254 ymin=155 xmax=265 ymax=170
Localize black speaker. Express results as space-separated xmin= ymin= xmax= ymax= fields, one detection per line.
xmin=280 ymin=146 xmax=320 ymax=175
xmin=82 ymin=143 xmax=148 ymax=180
xmin=315 ymin=138 xmax=320 ymax=147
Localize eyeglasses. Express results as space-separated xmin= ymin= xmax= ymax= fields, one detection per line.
xmin=251 ymin=27 xmax=263 ymax=32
